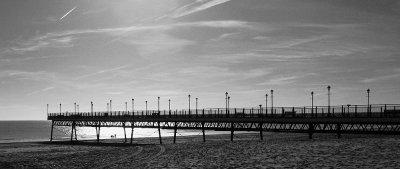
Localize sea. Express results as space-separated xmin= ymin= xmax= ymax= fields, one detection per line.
xmin=0 ymin=121 xmax=243 ymax=143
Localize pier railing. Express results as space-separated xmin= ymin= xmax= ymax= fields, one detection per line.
xmin=48 ymin=104 xmax=400 ymax=120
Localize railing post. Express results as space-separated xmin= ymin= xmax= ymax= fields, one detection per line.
xmin=292 ymin=107 xmax=295 ymax=118
xmin=355 ymin=105 xmax=357 ymax=117
xmin=341 ymin=105 xmax=344 ymax=117
xmin=322 ymin=108 xmax=324 ymax=117
xmin=385 ymin=104 xmax=387 ymax=117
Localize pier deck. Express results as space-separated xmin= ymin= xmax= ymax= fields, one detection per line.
xmin=47 ymin=104 xmax=400 ymax=144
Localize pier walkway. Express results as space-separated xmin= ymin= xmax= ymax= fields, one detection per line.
xmin=47 ymin=104 xmax=400 ymax=144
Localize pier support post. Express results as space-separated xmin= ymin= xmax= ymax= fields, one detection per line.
xmin=158 ymin=121 xmax=162 ymax=144
xmin=96 ymin=123 xmax=101 ymax=144
xmin=74 ymin=125 xmax=77 ymax=141
xmin=130 ymin=122 xmax=134 ymax=144
xmin=50 ymin=121 xmax=54 ymax=142
xmin=230 ymin=122 xmax=234 ymax=141
xmin=123 ymin=122 xmax=127 ymax=143
xmin=173 ymin=122 xmax=177 ymax=144
xmin=202 ymin=122 xmax=206 ymax=142
xmin=308 ymin=123 xmax=314 ymax=139
xmin=70 ymin=121 xmax=75 ymax=142
xmin=259 ymin=122 xmax=263 ymax=140
xmin=336 ymin=123 xmax=341 ymax=138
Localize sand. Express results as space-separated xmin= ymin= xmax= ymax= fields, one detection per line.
xmin=1 ymin=133 xmax=400 ymax=168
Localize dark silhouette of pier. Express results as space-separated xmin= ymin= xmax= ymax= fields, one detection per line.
xmin=48 ymin=104 xmax=400 ymax=144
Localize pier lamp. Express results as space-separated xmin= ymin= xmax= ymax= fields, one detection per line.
xmin=228 ymin=96 xmax=230 ymax=110
xmin=270 ymin=90 xmax=274 ymax=115
xmin=145 ymin=101 xmax=148 ymax=114
xmin=77 ymin=104 xmax=79 ymax=113
xmin=367 ymin=89 xmax=370 ymax=113
xmin=132 ymin=99 xmax=135 ymax=113
xmin=188 ymin=95 xmax=191 ymax=117
xmin=168 ymin=99 xmax=171 ymax=111
xmin=91 ymin=101 xmax=93 ymax=113
xmin=265 ymin=94 xmax=268 ymax=115
xmin=311 ymin=91 xmax=314 ymax=115
xmin=107 ymin=103 xmax=109 ymax=112
xmin=110 ymin=100 xmax=112 ymax=112
xmin=47 ymin=104 xmax=49 ymax=115
xmin=225 ymin=92 xmax=228 ymax=114
xmin=125 ymin=102 xmax=128 ymax=113
xmin=158 ymin=97 xmax=160 ymax=113
xmin=74 ymin=102 xmax=76 ymax=113
xmin=259 ymin=104 xmax=262 ymax=117
xmin=59 ymin=103 xmax=61 ymax=114
xmin=196 ymin=98 xmax=198 ymax=110
xmin=327 ymin=86 xmax=331 ymax=115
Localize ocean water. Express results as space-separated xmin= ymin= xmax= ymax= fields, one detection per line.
xmin=0 ymin=121 xmax=242 ymax=143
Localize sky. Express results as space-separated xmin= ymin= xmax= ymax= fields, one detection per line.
xmin=0 ymin=0 xmax=399 ymax=120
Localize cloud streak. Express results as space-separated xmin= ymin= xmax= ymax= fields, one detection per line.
xmin=59 ymin=6 xmax=77 ymax=21
xmin=76 ymin=64 xmax=132 ymax=80
xmin=172 ymin=0 xmax=231 ymax=18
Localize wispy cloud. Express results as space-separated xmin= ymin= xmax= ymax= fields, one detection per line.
xmin=361 ymin=73 xmax=400 ymax=83
xmin=258 ymin=76 xmax=300 ymax=86
xmin=172 ymin=0 xmax=231 ymax=18
xmin=6 ymin=36 xmax=74 ymax=54
xmin=76 ymin=64 xmax=132 ymax=80
xmin=4 ymin=70 xmax=56 ymax=81
xmin=27 ymin=87 xmax=55 ymax=96
xmin=59 ymin=6 xmax=77 ymax=21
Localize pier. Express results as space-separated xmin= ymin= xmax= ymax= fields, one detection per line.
xmin=47 ymin=104 xmax=400 ymax=144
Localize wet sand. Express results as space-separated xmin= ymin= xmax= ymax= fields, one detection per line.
xmin=1 ymin=133 xmax=400 ymax=168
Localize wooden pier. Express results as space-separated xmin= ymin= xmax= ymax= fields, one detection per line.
xmin=47 ymin=104 xmax=400 ymax=144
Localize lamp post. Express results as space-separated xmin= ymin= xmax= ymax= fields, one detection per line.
xmin=145 ymin=101 xmax=148 ymax=115
xmin=132 ymin=99 xmax=135 ymax=113
xmin=270 ymin=90 xmax=274 ymax=115
xmin=47 ymin=104 xmax=49 ymax=115
xmin=196 ymin=98 xmax=198 ymax=110
xmin=259 ymin=104 xmax=262 ymax=117
xmin=327 ymin=86 xmax=331 ymax=116
xmin=225 ymin=92 xmax=228 ymax=115
xmin=311 ymin=91 xmax=314 ymax=116
xmin=110 ymin=100 xmax=112 ymax=112
xmin=59 ymin=103 xmax=62 ymax=114
xmin=77 ymin=104 xmax=79 ymax=113
xmin=158 ymin=97 xmax=160 ymax=113
xmin=188 ymin=95 xmax=191 ymax=117
xmin=367 ymin=89 xmax=371 ymax=109
xmin=228 ymin=96 xmax=230 ymax=110
xmin=74 ymin=102 xmax=76 ymax=114
xmin=265 ymin=94 xmax=268 ymax=116
xmin=168 ymin=99 xmax=171 ymax=111
xmin=91 ymin=101 xmax=93 ymax=114
xmin=125 ymin=101 xmax=128 ymax=113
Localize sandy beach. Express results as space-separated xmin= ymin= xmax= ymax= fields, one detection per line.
xmin=1 ymin=133 xmax=400 ymax=168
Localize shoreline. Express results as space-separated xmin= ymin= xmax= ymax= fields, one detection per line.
xmin=1 ymin=133 xmax=400 ymax=168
